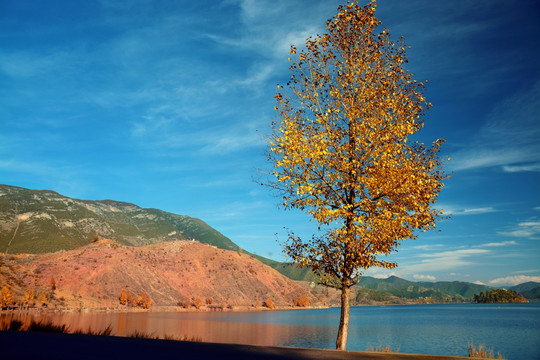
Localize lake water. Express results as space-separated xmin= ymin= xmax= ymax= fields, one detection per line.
xmin=3 ymin=303 xmax=539 ymax=359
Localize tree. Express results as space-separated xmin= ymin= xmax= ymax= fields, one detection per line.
xmin=1 ymin=285 xmax=13 ymax=309
xmin=23 ymin=288 xmax=35 ymax=309
xmin=137 ymin=292 xmax=152 ymax=309
xmin=127 ymin=291 xmax=135 ymax=307
xmin=266 ymin=1 xmax=446 ymax=350
xmin=119 ymin=288 xmax=128 ymax=306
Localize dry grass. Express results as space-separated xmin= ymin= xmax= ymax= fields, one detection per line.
xmin=366 ymin=345 xmax=400 ymax=353
xmin=0 ymin=319 xmax=70 ymax=333
xmin=1 ymin=318 xmax=201 ymax=342
xmin=468 ymin=343 xmax=505 ymax=359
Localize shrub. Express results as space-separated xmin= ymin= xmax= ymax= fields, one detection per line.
xmin=468 ymin=343 xmax=505 ymax=359
xmin=205 ymin=297 xmax=213 ymax=305
xmin=137 ymin=292 xmax=152 ymax=309
xmin=127 ymin=291 xmax=136 ymax=307
xmin=193 ymin=298 xmax=202 ymax=309
xmin=263 ymin=297 xmax=274 ymax=309
xmin=294 ymin=294 xmax=309 ymax=307
xmin=1 ymin=285 xmax=13 ymax=309
xmin=366 ymin=345 xmax=399 ymax=353
xmin=119 ymin=288 xmax=128 ymax=306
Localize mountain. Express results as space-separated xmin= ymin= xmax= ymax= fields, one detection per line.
xmin=2 ymin=184 xmax=533 ymax=304
xmin=510 ymin=282 xmax=540 ymax=301
xmin=356 ymin=276 xmax=493 ymax=302
xmin=0 ymin=184 xmax=240 ymax=254
xmin=510 ymin=281 xmax=540 ymax=293
xmin=0 ymin=239 xmax=320 ymax=309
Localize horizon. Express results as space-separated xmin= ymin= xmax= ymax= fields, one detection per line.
xmin=1 ymin=0 xmax=539 ymax=287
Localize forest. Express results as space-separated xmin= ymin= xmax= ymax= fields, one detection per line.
xmin=473 ymin=289 xmax=527 ymax=303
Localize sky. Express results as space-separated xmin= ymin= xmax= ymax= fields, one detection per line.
xmin=1 ymin=0 xmax=539 ymax=287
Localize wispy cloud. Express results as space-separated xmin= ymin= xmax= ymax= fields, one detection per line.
xmin=489 ymin=275 xmax=540 ymax=286
xmin=413 ymin=274 xmax=436 ymax=281
xmin=479 ymin=241 xmax=517 ymax=247
xmin=401 ymin=248 xmax=491 ymax=274
xmin=450 ymin=80 xmax=540 ymax=172
xmin=503 ymin=163 xmax=540 ymax=173
xmin=498 ymin=220 xmax=540 ymax=239
xmin=438 ymin=205 xmax=497 ymax=216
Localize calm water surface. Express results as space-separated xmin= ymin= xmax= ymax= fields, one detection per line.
xmin=3 ymin=303 xmax=539 ymax=359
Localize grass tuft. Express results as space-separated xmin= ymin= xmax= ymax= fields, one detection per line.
xmin=1 ymin=318 xmax=202 ymax=343
xmin=366 ymin=345 xmax=399 ymax=353
xmin=468 ymin=343 xmax=506 ymax=359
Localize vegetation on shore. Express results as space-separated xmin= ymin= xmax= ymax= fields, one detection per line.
xmin=472 ymin=289 xmax=527 ymax=304
xmin=467 ymin=343 xmax=505 ymax=359
xmin=0 ymin=318 xmax=201 ymax=342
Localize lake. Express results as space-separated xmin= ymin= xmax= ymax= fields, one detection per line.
xmin=2 ymin=303 xmax=539 ymax=359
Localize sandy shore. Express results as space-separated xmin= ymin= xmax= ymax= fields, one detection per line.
xmin=1 ymin=331 xmax=469 ymax=360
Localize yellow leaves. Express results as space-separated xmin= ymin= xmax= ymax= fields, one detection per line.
xmin=266 ymin=0 xmax=445 ymax=290
xmin=290 ymin=46 xmax=297 ymax=54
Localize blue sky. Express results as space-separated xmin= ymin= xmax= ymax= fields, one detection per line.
xmin=1 ymin=0 xmax=539 ymax=287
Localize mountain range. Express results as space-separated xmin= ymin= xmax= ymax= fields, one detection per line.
xmin=1 ymin=184 xmax=538 ymax=305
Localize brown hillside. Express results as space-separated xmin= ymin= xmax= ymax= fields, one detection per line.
xmin=0 ymin=240 xmax=319 ymax=309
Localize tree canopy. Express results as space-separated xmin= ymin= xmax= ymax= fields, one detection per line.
xmin=265 ymin=0 xmax=447 ymax=350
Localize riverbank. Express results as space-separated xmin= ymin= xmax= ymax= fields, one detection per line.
xmin=0 ymin=331 xmax=469 ymax=360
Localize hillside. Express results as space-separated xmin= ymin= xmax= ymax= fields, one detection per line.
xmin=356 ymin=276 xmax=493 ymax=302
xmin=510 ymin=282 xmax=540 ymax=300
xmin=0 ymin=184 xmax=239 ymax=254
xmin=2 ymin=184 xmax=534 ymax=304
xmin=0 ymin=239 xmax=319 ymax=309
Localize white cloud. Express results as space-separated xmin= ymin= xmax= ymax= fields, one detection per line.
xmin=489 ymin=275 xmax=540 ymax=286
xmin=498 ymin=221 xmax=540 ymax=239
xmin=503 ymin=163 xmax=540 ymax=173
xmin=480 ymin=241 xmax=517 ymax=247
xmin=401 ymin=248 xmax=490 ymax=274
xmin=473 ymin=280 xmax=486 ymax=285
xmin=438 ymin=205 xmax=497 ymax=216
xmin=413 ymin=274 xmax=436 ymax=281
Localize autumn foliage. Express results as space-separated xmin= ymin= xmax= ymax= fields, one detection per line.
xmin=294 ymin=294 xmax=310 ymax=307
xmin=263 ymin=297 xmax=274 ymax=309
xmin=137 ymin=292 xmax=152 ymax=309
xmin=119 ymin=289 xmax=151 ymax=309
xmin=192 ymin=298 xmax=202 ymax=309
xmin=1 ymin=285 xmax=13 ymax=309
xmin=119 ymin=288 xmax=128 ymax=305
xmin=266 ymin=0 xmax=446 ymax=350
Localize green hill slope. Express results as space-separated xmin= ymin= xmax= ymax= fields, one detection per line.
xmin=0 ymin=184 xmax=239 ymax=254
xmin=357 ymin=276 xmax=492 ymax=302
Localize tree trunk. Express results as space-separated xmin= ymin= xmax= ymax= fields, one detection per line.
xmin=335 ymin=283 xmax=351 ymax=350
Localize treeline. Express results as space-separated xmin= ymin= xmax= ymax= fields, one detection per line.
xmin=473 ymin=289 xmax=527 ymax=303
xmin=1 ymin=277 xmax=57 ymax=310
xmin=118 ymin=288 xmax=152 ymax=309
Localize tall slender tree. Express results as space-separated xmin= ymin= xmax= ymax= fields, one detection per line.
xmin=266 ymin=0 xmax=447 ymax=350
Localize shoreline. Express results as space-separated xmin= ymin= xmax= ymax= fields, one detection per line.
xmin=1 ymin=331 xmax=470 ymax=360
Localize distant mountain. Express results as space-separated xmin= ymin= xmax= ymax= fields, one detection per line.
xmin=0 ymin=184 xmax=240 ymax=254
xmin=356 ymin=276 xmax=493 ymax=302
xmin=510 ymin=281 xmax=540 ymax=293
xmin=510 ymin=282 xmax=540 ymax=301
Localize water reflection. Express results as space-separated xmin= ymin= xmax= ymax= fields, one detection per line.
xmin=0 ymin=311 xmax=327 ymax=347
xmin=2 ymin=304 xmax=539 ymax=359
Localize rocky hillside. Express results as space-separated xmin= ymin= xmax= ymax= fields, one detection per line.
xmin=0 ymin=184 xmax=239 ymax=254
xmin=0 ymin=239 xmax=319 ymax=309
